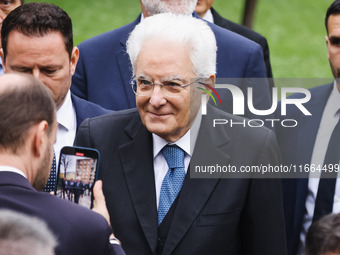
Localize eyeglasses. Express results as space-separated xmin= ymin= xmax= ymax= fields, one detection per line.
xmin=130 ymin=77 xmax=203 ymax=97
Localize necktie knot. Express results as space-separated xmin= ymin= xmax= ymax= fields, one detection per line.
xmin=161 ymin=145 xmax=185 ymax=169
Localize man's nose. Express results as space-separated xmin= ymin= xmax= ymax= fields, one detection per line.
xmin=32 ymin=69 xmax=46 ymax=84
xmin=149 ymin=85 xmax=166 ymax=107
xmin=32 ymin=69 xmax=40 ymax=79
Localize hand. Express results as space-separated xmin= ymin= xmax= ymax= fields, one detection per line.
xmin=92 ymin=180 xmax=111 ymax=226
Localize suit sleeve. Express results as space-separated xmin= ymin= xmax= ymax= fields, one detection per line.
xmin=241 ymin=131 xmax=287 ymax=255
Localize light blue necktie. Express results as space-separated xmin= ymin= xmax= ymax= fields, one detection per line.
xmin=158 ymin=145 xmax=186 ymax=226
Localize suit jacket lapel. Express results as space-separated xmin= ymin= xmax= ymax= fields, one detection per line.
xmin=210 ymin=7 xmax=227 ymax=28
xmin=71 ymin=93 xmax=83 ymax=130
xmin=117 ymin=15 xmax=141 ymax=109
xmin=118 ymin=115 xmax=158 ymax=254
xmin=163 ymin=106 xmax=230 ymax=255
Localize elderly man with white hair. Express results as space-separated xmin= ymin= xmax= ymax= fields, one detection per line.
xmin=75 ymin=13 xmax=286 ymax=255
xmin=72 ymin=0 xmax=272 ymax=125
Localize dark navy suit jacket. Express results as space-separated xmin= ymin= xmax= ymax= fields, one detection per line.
xmin=0 ymin=171 xmax=125 ymax=255
xmin=74 ymin=105 xmax=287 ymax=255
xmin=211 ymin=7 xmax=272 ymax=80
xmin=71 ymin=13 xmax=272 ymax=120
xmin=275 ymin=83 xmax=333 ymax=255
xmin=71 ymin=93 xmax=112 ymax=129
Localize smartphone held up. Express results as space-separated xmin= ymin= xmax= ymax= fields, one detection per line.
xmin=55 ymin=146 xmax=100 ymax=209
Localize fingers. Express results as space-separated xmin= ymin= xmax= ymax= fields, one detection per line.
xmin=92 ymin=180 xmax=111 ymax=226
xmin=93 ymin=180 xmax=104 ymax=199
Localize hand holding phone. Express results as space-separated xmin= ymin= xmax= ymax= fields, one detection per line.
xmin=92 ymin=180 xmax=111 ymax=225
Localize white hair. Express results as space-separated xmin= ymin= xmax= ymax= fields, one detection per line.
xmin=141 ymin=0 xmax=197 ymax=16
xmin=0 ymin=209 xmax=57 ymax=255
xmin=126 ymin=13 xmax=217 ymax=78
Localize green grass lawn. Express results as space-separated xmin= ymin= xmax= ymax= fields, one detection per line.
xmin=26 ymin=0 xmax=334 ymax=83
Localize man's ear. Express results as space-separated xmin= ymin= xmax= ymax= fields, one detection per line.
xmin=32 ymin=121 xmax=49 ymax=157
xmin=209 ymin=74 xmax=216 ymax=87
xmin=326 ymin=36 xmax=331 ymax=59
xmin=70 ymin=46 xmax=79 ymax=76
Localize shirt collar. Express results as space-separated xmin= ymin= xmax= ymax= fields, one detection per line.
xmin=57 ymin=90 xmax=76 ymax=131
xmin=0 ymin=166 xmax=27 ymax=178
xmin=202 ymin=9 xmax=214 ymax=23
xmin=141 ymin=13 xmax=145 ymax=22
xmin=152 ymin=108 xmax=202 ymax=158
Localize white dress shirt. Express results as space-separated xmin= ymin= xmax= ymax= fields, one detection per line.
xmin=153 ymin=110 xmax=202 ymax=209
xmin=54 ymin=91 xmax=77 ymax=168
xmin=202 ymin=9 xmax=214 ymax=23
xmin=298 ymin=81 xmax=340 ymax=254
xmin=0 ymin=165 xmax=26 ymax=178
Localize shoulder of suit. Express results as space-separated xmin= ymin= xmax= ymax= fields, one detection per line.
xmin=77 ymin=15 xmax=141 ymax=49
xmin=211 ymin=7 xmax=267 ymax=46
xmin=308 ymin=83 xmax=333 ymax=95
xmin=71 ymin=93 xmax=112 ymax=115
xmin=286 ymin=83 xmax=332 ymax=100
xmin=84 ymin=107 xmax=140 ymax=124
xmin=208 ymin=21 xmax=263 ymax=53
xmin=275 ymin=83 xmax=333 ymax=124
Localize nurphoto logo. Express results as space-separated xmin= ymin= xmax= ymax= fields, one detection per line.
xmin=200 ymin=83 xmax=312 ymax=128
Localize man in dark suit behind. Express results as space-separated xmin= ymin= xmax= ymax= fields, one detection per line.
xmin=0 ymin=2 xmax=112 ymax=192
xmin=75 ymin=13 xmax=286 ymax=255
xmin=0 ymin=73 xmax=125 ymax=255
xmin=195 ymin=0 xmax=273 ymax=80
xmin=73 ymin=177 xmax=84 ymax=204
xmin=276 ymin=1 xmax=340 ymax=254
xmin=71 ymin=0 xmax=272 ymax=121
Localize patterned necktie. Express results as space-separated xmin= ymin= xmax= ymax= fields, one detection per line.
xmin=313 ymin=118 xmax=340 ymax=222
xmin=158 ymin=145 xmax=186 ymax=226
xmin=42 ymin=152 xmax=57 ymax=192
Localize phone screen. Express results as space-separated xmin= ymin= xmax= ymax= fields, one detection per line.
xmin=55 ymin=146 xmax=100 ymax=209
